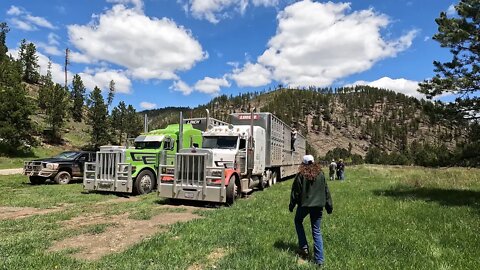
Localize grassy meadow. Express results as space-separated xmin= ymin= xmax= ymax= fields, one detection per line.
xmin=0 ymin=165 xmax=479 ymax=269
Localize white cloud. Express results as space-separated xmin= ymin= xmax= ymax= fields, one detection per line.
xmin=6 ymin=5 xmax=22 ymax=16
xmin=251 ymin=0 xmax=418 ymax=88
xmin=68 ymin=5 xmax=206 ymax=80
xmin=194 ymin=76 xmax=230 ymax=94
xmin=170 ymin=80 xmax=193 ymax=95
xmin=347 ymin=77 xmax=424 ymax=99
xmin=6 ymin=5 xmax=56 ymax=30
xmin=79 ymin=69 xmax=132 ymax=94
xmin=69 ymin=51 xmax=93 ymax=64
xmin=106 ymin=0 xmax=144 ymax=11
xmin=48 ymin=33 xmax=60 ymax=46
xmin=24 ymin=14 xmax=56 ymax=29
xmin=230 ymin=62 xmax=271 ymax=87
xmin=424 ymin=36 xmax=430 ymax=42
xmin=10 ymin=18 xmax=36 ymax=31
xmin=36 ymin=42 xmax=63 ymax=56
xmin=184 ymin=0 xmax=277 ymax=23
xmin=140 ymin=101 xmax=157 ymax=110
xmin=252 ymin=0 xmax=278 ymax=7
xmin=8 ymin=47 xmax=131 ymax=94
xmin=447 ymin=4 xmax=456 ymax=16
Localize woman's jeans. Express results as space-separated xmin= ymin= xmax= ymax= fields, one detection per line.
xmin=294 ymin=206 xmax=324 ymax=264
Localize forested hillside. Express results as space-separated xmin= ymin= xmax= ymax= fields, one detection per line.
xmin=144 ymin=86 xmax=476 ymax=166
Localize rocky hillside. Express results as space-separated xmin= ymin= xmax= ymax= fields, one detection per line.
xmin=143 ymin=86 xmax=467 ymax=158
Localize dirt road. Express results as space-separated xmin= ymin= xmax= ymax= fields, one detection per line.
xmin=0 ymin=168 xmax=22 ymax=175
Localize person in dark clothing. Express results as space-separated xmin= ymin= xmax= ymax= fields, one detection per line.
xmin=336 ymin=159 xmax=345 ymax=180
xmin=289 ymin=155 xmax=333 ymax=266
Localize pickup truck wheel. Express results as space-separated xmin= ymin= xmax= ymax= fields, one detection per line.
xmin=54 ymin=171 xmax=71 ymax=185
xmin=226 ymin=176 xmax=238 ymax=206
xmin=29 ymin=176 xmax=46 ymax=185
xmin=134 ymin=170 xmax=155 ymax=195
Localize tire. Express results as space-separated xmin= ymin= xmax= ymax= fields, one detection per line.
xmin=271 ymin=171 xmax=278 ymax=185
xmin=29 ymin=176 xmax=46 ymax=185
xmin=258 ymin=176 xmax=266 ymax=191
xmin=134 ymin=170 xmax=156 ymax=195
xmin=54 ymin=171 xmax=71 ymax=185
xmin=225 ymin=175 xmax=238 ymax=206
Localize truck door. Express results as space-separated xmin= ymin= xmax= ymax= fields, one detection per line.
xmin=76 ymin=154 xmax=88 ymax=177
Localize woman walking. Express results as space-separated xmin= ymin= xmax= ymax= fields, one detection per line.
xmin=289 ymin=155 xmax=333 ymax=266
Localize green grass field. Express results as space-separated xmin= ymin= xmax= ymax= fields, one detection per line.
xmin=0 ymin=165 xmax=479 ymax=269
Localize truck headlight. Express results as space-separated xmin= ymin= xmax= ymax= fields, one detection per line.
xmin=46 ymin=163 xmax=59 ymax=170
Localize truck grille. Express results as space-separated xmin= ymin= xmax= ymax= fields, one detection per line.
xmin=175 ymin=153 xmax=206 ymax=186
xmin=97 ymin=152 xmax=120 ymax=180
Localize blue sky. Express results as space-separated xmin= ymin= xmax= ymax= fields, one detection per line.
xmin=0 ymin=0 xmax=456 ymax=111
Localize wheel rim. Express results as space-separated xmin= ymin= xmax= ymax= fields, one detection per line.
xmin=59 ymin=173 xmax=69 ymax=184
xmin=140 ymin=175 xmax=152 ymax=191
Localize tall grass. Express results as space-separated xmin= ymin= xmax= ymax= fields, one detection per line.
xmin=0 ymin=165 xmax=479 ymax=269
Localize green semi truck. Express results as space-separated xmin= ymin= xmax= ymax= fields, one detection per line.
xmin=83 ymin=115 xmax=227 ymax=194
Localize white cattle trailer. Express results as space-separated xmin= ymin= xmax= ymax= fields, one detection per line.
xmin=158 ymin=111 xmax=306 ymax=204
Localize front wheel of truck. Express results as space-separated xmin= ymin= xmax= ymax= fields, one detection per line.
xmin=226 ymin=175 xmax=238 ymax=206
xmin=29 ymin=176 xmax=46 ymax=185
xmin=134 ymin=170 xmax=156 ymax=195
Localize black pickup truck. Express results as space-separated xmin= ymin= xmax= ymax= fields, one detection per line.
xmin=23 ymin=151 xmax=96 ymax=185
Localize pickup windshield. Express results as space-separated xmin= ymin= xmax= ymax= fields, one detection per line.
xmin=53 ymin=152 xmax=81 ymax=159
xmin=135 ymin=141 xmax=161 ymax=149
xmin=202 ymin=136 xmax=238 ymax=149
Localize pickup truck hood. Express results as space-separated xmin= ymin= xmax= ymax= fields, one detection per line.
xmin=32 ymin=158 xmax=74 ymax=163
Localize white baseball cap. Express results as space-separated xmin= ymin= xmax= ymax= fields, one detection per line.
xmin=303 ymin=155 xmax=314 ymax=164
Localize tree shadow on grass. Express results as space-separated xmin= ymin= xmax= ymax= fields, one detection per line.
xmin=373 ymin=186 xmax=480 ymax=212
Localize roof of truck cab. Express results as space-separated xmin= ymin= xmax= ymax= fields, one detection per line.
xmin=144 ymin=123 xmax=198 ymax=135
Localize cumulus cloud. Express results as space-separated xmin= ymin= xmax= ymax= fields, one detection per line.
xmin=68 ymin=5 xmax=206 ymax=80
xmin=36 ymin=42 xmax=63 ymax=56
xmin=140 ymin=101 xmax=157 ymax=110
xmin=106 ymin=0 xmax=144 ymax=11
xmin=79 ymin=68 xmax=132 ymax=94
xmin=170 ymin=80 xmax=193 ymax=95
xmin=8 ymin=48 xmax=131 ymax=94
xmin=194 ymin=76 xmax=230 ymax=94
xmin=6 ymin=5 xmax=56 ymax=31
xmin=183 ymin=0 xmax=277 ymax=23
xmin=230 ymin=62 xmax=271 ymax=87
xmin=240 ymin=0 xmax=418 ymax=88
xmin=347 ymin=77 xmax=424 ymax=99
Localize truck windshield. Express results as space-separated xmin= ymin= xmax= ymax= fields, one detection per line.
xmin=135 ymin=141 xmax=161 ymax=149
xmin=53 ymin=152 xmax=81 ymax=159
xmin=202 ymin=136 xmax=238 ymax=149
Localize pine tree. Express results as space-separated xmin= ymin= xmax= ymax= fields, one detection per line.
xmin=38 ymin=60 xmax=53 ymax=110
xmin=124 ymin=105 xmax=142 ymax=139
xmin=19 ymin=41 xmax=40 ymax=84
xmin=87 ymin=86 xmax=110 ymax=149
xmin=0 ymin=22 xmax=8 ymax=63
xmin=0 ymin=24 xmax=36 ymax=153
xmin=71 ymin=74 xmax=86 ymax=122
xmin=111 ymin=101 xmax=127 ymax=144
xmin=419 ymin=0 xmax=480 ymax=119
xmin=45 ymin=83 xmax=69 ymax=142
xmin=107 ymin=80 xmax=115 ymax=108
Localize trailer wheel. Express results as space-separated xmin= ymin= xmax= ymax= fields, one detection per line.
xmin=226 ymin=176 xmax=238 ymax=206
xmin=29 ymin=176 xmax=46 ymax=185
xmin=271 ymin=171 xmax=278 ymax=185
xmin=134 ymin=170 xmax=156 ymax=195
xmin=54 ymin=171 xmax=71 ymax=185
